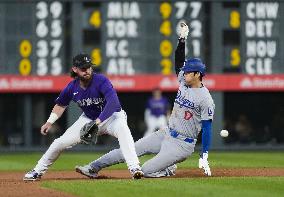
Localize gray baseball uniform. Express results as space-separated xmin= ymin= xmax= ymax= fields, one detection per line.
xmin=87 ymin=39 xmax=215 ymax=177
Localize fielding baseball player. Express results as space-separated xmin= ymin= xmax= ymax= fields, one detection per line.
xmin=23 ymin=54 xmax=143 ymax=181
xmin=144 ymin=88 xmax=170 ymax=136
xmin=75 ymin=22 xmax=215 ymax=178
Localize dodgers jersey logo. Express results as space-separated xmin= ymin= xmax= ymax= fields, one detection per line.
xmin=208 ymin=108 xmax=213 ymax=116
xmin=175 ymin=90 xmax=195 ymax=109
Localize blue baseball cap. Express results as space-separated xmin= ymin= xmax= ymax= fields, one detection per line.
xmin=182 ymin=58 xmax=206 ymax=76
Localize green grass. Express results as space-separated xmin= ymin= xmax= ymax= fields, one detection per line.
xmin=0 ymin=151 xmax=284 ymax=171
xmin=42 ymin=177 xmax=284 ymax=197
xmin=1 ymin=151 xmax=284 ymax=196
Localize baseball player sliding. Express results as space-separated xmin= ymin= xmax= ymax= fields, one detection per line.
xmin=23 ymin=54 xmax=143 ymax=181
xmin=75 ymin=22 xmax=215 ymax=178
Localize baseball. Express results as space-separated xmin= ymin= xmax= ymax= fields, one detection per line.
xmin=220 ymin=129 xmax=229 ymax=138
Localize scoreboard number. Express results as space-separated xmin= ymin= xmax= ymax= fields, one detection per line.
xmin=35 ymin=1 xmax=63 ymax=76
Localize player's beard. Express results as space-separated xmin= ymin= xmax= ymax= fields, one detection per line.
xmin=79 ymin=69 xmax=93 ymax=83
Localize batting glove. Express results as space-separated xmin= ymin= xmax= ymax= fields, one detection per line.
xmin=178 ymin=22 xmax=189 ymax=40
xmin=198 ymin=152 xmax=212 ymax=176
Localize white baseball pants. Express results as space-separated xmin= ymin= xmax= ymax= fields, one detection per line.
xmin=34 ymin=110 xmax=140 ymax=174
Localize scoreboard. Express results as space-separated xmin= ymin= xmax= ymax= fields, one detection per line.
xmin=212 ymin=1 xmax=284 ymax=75
xmin=101 ymin=1 xmax=205 ymax=75
xmin=0 ymin=1 xmax=65 ymax=75
xmin=0 ymin=0 xmax=283 ymax=76
xmin=0 ymin=1 xmax=66 ymax=76
xmin=241 ymin=2 xmax=283 ymax=74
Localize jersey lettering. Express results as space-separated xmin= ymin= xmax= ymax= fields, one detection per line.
xmin=208 ymin=108 xmax=213 ymax=116
xmin=175 ymin=90 xmax=195 ymax=109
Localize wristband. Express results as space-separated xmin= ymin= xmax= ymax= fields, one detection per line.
xmin=47 ymin=113 xmax=59 ymax=124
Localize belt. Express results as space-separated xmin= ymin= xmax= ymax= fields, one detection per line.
xmin=169 ymin=129 xmax=195 ymax=143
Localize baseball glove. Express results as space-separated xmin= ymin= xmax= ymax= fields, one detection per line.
xmin=80 ymin=121 xmax=99 ymax=145
xmin=178 ymin=22 xmax=189 ymax=40
xmin=198 ymin=152 xmax=212 ymax=176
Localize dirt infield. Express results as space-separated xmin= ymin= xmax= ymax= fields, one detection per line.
xmin=1 ymin=168 xmax=284 ymax=197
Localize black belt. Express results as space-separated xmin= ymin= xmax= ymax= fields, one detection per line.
xmin=169 ymin=129 xmax=194 ymax=143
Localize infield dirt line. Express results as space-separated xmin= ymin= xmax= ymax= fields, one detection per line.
xmin=1 ymin=168 xmax=284 ymax=197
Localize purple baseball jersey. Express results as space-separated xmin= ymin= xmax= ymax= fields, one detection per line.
xmin=55 ymin=73 xmax=121 ymax=121
xmin=146 ymin=97 xmax=169 ymax=117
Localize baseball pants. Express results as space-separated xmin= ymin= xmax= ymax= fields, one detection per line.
xmin=34 ymin=110 xmax=140 ymax=174
xmin=90 ymin=127 xmax=196 ymax=177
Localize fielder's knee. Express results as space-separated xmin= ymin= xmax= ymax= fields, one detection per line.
xmin=51 ymin=138 xmax=69 ymax=151
xmin=115 ymin=124 xmax=131 ymax=139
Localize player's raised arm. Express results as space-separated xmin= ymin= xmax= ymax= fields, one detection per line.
xmin=175 ymin=22 xmax=189 ymax=76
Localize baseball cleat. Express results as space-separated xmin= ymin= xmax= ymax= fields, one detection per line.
xmin=75 ymin=165 xmax=98 ymax=179
xmin=131 ymin=168 xmax=144 ymax=180
xmin=165 ymin=164 xmax=177 ymax=176
xmin=23 ymin=170 xmax=42 ymax=181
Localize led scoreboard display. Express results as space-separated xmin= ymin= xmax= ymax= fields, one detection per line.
xmin=0 ymin=1 xmax=65 ymax=76
xmin=241 ymin=1 xmax=284 ymax=74
xmin=0 ymin=0 xmax=206 ymax=76
xmin=212 ymin=1 xmax=283 ymax=75
xmin=0 ymin=0 xmax=283 ymax=77
xmin=100 ymin=1 xmax=206 ymax=75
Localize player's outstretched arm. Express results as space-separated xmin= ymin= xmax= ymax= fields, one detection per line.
xmin=198 ymin=119 xmax=212 ymax=176
xmin=175 ymin=22 xmax=189 ymax=76
xmin=40 ymin=104 xmax=66 ymax=135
